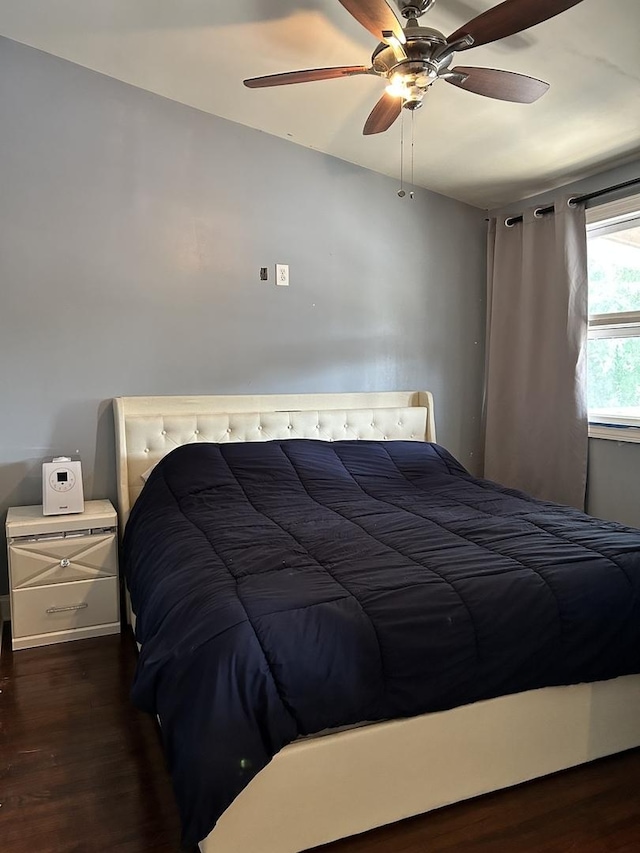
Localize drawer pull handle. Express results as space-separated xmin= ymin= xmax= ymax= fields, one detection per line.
xmin=60 ymin=559 xmax=70 ymax=568
xmin=46 ymin=603 xmax=89 ymax=614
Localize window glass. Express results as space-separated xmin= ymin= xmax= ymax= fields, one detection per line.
xmin=586 ymin=197 xmax=640 ymax=432
xmin=588 ymin=336 xmax=640 ymax=412
xmin=587 ymin=225 xmax=640 ymax=315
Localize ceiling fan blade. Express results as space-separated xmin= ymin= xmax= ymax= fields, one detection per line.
xmin=363 ymin=92 xmax=403 ymax=135
xmin=338 ymin=0 xmax=406 ymax=44
xmin=448 ymin=0 xmax=584 ymax=50
xmin=447 ymin=66 xmax=549 ymax=102
xmin=244 ymin=66 xmax=372 ymax=88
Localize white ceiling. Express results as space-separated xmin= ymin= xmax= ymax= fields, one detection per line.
xmin=1 ymin=0 xmax=639 ymax=208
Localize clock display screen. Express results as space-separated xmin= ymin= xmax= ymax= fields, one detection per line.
xmin=57 ymin=472 xmax=68 ymax=482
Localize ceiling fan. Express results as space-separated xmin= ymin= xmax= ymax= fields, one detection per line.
xmin=243 ymin=0 xmax=585 ymax=135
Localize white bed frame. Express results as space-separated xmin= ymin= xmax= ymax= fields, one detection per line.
xmin=113 ymin=392 xmax=640 ymax=853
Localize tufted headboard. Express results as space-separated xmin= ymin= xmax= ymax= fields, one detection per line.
xmin=113 ymin=391 xmax=436 ymax=529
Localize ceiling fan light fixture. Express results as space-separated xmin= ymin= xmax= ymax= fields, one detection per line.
xmin=385 ymin=73 xmax=413 ymax=99
xmin=386 ymin=69 xmax=430 ymax=107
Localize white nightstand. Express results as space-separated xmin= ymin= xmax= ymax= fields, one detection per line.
xmin=6 ymin=500 xmax=120 ymax=650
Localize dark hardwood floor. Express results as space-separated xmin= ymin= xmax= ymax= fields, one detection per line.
xmin=2 ymin=624 xmax=640 ymax=852
xmin=0 ymin=625 xmax=183 ymax=852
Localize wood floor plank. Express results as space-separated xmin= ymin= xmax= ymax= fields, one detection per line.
xmin=3 ymin=623 xmax=640 ymax=853
xmin=1 ymin=626 xmax=184 ymax=853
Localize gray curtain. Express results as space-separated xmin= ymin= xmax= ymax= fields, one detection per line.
xmin=484 ymin=199 xmax=588 ymax=509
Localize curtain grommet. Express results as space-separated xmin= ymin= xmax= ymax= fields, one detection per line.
xmin=504 ymin=217 xmax=516 ymax=228
xmin=533 ymin=207 xmax=545 ymax=218
xmin=567 ymin=197 xmax=578 ymax=208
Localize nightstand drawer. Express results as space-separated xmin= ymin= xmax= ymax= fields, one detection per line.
xmin=12 ymin=577 xmax=119 ymax=639
xmin=9 ymin=533 xmax=117 ymax=589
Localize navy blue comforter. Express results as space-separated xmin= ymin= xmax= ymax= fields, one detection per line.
xmin=123 ymin=440 xmax=640 ymax=845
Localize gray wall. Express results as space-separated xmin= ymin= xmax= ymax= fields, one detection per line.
xmin=0 ymin=38 xmax=487 ymax=595
xmin=491 ymin=158 xmax=640 ymax=529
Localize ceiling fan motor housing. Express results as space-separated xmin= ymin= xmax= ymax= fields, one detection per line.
xmin=372 ymin=24 xmax=452 ymax=77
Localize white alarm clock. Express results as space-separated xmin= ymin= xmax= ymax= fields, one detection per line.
xmin=42 ymin=457 xmax=85 ymax=515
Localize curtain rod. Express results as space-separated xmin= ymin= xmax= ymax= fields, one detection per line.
xmin=502 ymin=175 xmax=640 ymax=227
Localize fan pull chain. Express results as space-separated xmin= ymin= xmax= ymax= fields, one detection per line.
xmin=410 ymin=111 xmax=415 ymax=200
xmin=398 ymin=110 xmax=406 ymax=198
xmin=398 ymin=110 xmax=416 ymax=200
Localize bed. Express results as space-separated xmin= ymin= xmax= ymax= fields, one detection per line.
xmin=113 ymin=391 xmax=640 ymax=853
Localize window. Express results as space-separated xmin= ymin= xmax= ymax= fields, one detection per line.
xmin=587 ymin=193 xmax=640 ymax=442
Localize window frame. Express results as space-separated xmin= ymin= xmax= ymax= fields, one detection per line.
xmin=586 ymin=192 xmax=640 ymax=442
